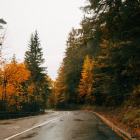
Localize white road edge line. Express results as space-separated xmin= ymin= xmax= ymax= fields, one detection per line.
xmin=5 ymin=112 xmax=70 ymax=140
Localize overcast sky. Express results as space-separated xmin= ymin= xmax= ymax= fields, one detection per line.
xmin=0 ymin=0 xmax=85 ymax=80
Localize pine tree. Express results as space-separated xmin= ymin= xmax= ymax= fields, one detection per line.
xmin=25 ymin=31 xmax=46 ymax=83
xmin=24 ymin=30 xmax=49 ymax=111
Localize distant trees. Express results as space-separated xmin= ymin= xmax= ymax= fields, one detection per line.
xmin=46 ymin=63 xmax=67 ymax=109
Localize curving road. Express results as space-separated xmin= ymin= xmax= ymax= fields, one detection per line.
xmin=2 ymin=110 xmax=129 ymax=140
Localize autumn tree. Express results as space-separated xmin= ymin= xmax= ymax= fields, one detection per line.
xmin=78 ymin=56 xmax=95 ymax=104
xmin=0 ymin=60 xmax=30 ymax=111
xmin=46 ymin=77 xmax=55 ymax=108
xmin=54 ymin=63 xmax=68 ymax=108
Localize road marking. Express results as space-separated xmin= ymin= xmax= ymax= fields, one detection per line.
xmin=5 ymin=112 xmax=69 ymax=140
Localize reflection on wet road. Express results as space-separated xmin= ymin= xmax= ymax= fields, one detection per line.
xmin=10 ymin=111 xmax=126 ymax=140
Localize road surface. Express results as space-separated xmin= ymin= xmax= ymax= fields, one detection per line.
xmin=1 ymin=110 xmax=129 ymax=140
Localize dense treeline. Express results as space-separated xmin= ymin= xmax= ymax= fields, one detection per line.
xmin=0 ymin=30 xmax=51 ymax=112
xmin=48 ymin=0 xmax=140 ymax=108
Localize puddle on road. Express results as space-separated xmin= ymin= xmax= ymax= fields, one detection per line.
xmin=60 ymin=119 xmax=63 ymax=121
xmin=74 ymin=119 xmax=84 ymax=121
xmin=20 ymin=132 xmax=38 ymax=139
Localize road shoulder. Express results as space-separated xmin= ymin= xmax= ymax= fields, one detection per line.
xmin=87 ymin=110 xmax=137 ymax=140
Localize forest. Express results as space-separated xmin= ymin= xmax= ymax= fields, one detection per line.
xmin=0 ymin=0 xmax=140 ymax=129
xmin=47 ymin=0 xmax=140 ymax=110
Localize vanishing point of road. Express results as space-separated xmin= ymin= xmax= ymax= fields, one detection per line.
xmin=1 ymin=110 xmax=129 ymax=140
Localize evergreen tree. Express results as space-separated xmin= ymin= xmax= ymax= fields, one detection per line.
xmin=24 ymin=30 xmax=49 ymax=111
xmin=25 ymin=31 xmax=46 ymax=83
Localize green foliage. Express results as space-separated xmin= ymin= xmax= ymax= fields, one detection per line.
xmin=25 ymin=31 xmax=46 ymax=83
xmin=24 ymin=30 xmax=50 ymax=111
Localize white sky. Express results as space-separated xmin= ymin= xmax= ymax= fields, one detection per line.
xmin=0 ymin=0 xmax=85 ymax=80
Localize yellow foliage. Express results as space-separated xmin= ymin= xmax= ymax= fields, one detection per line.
xmin=78 ymin=55 xmax=95 ymax=101
xmin=48 ymin=63 xmax=66 ymax=107
xmin=0 ymin=61 xmax=30 ymax=111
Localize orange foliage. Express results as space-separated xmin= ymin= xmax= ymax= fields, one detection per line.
xmin=0 ymin=61 xmax=30 ymax=111
xmin=54 ymin=64 xmax=66 ymax=106
xmin=47 ymin=63 xmax=66 ymax=108
xmin=78 ymin=55 xmax=95 ymax=102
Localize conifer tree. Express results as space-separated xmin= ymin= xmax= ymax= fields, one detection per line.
xmin=25 ymin=31 xmax=46 ymax=83
xmin=24 ymin=30 xmax=49 ymax=111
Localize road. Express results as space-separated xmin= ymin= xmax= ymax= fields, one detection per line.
xmin=1 ymin=110 xmax=129 ymax=140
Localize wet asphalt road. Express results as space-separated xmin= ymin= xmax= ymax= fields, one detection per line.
xmin=10 ymin=111 xmax=126 ymax=140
